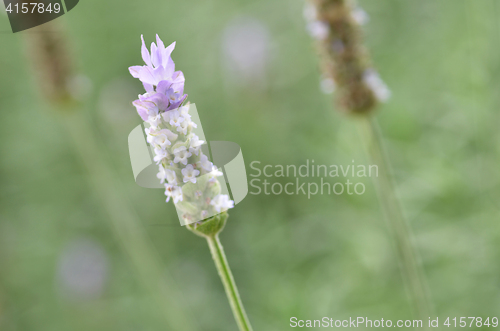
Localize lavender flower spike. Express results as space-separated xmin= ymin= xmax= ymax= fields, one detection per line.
xmin=129 ymin=34 xmax=234 ymax=228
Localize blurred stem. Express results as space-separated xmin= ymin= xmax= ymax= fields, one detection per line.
xmin=357 ymin=115 xmax=432 ymax=321
xmin=60 ymin=109 xmax=196 ymax=331
xmin=207 ymin=235 xmax=253 ymax=331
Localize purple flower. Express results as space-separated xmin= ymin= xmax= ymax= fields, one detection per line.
xmin=139 ymin=92 xmax=169 ymax=110
xmin=129 ymin=34 xmax=186 ymax=89
xmin=129 ymin=35 xmax=188 ymax=118
xmin=157 ymin=79 xmax=187 ymax=110
xmin=132 ymin=92 xmax=169 ymax=121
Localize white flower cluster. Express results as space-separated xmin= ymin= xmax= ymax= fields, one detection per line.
xmin=143 ymin=103 xmax=234 ymax=223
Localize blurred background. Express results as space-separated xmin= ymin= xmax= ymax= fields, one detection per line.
xmin=1 ymin=0 xmax=500 ymax=330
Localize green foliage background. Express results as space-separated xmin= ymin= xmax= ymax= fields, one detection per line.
xmin=1 ymin=0 xmax=499 ymax=330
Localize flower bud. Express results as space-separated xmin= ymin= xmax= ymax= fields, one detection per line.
xmin=186 ymin=212 xmax=228 ymax=238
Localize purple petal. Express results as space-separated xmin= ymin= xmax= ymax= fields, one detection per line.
xmin=167 ymin=94 xmax=187 ymax=110
xmin=164 ymin=57 xmax=175 ymax=79
xmin=132 ymin=99 xmax=149 ymax=121
xmin=157 ymin=80 xmax=172 ymax=94
xmin=171 ymin=71 xmax=185 ymax=85
xmin=138 ymin=94 xmax=150 ymax=102
xmin=164 ymin=88 xmax=175 ymax=99
xmin=141 ymin=35 xmax=152 ymax=67
xmin=180 ymin=94 xmax=188 ymax=104
xmin=138 ymin=67 xmax=156 ymax=85
xmin=128 ymin=66 xmax=143 ymax=78
xmin=141 ymin=92 xmax=169 ymax=111
xmin=156 ymin=35 xmax=166 ymax=66
xmin=165 ymin=41 xmax=176 ymax=57
xmin=171 ymin=83 xmax=184 ymax=94
xmin=170 ymin=72 xmax=185 ymax=93
xmin=152 ymin=66 xmax=166 ymax=85
xmin=143 ymin=82 xmax=154 ymax=93
xmin=162 ymin=41 xmax=176 ymax=68
xmin=152 ymin=93 xmax=169 ymax=110
xmin=151 ymin=42 xmax=160 ymax=68
xmin=156 ymin=34 xmax=165 ymax=51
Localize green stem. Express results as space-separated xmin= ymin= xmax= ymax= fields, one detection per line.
xmin=206 ymin=235 xmax=253 ymax=331
xmin=358 ymin=115 xmax=432 ymax=321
